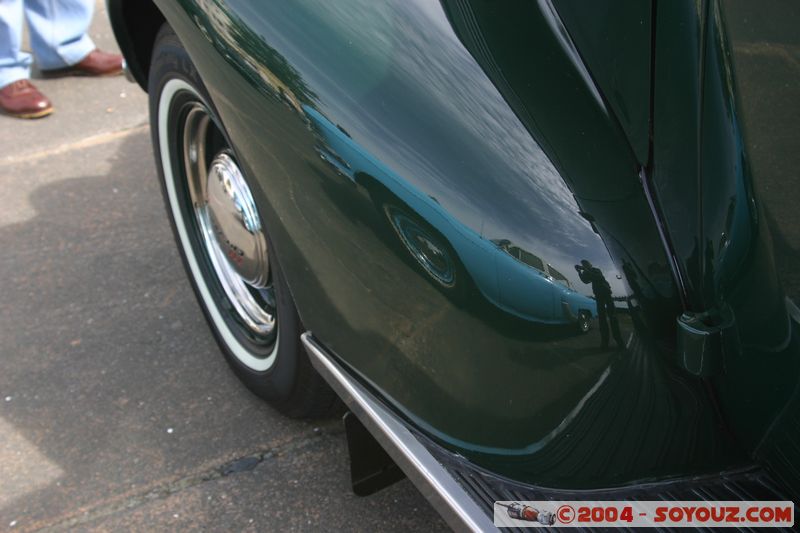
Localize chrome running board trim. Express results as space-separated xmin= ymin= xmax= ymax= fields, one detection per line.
xmin=301 ymin=332 xmax=496 ymax=533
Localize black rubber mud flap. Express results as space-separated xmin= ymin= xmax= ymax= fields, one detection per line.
xmin=344 ymin=411 xmax=406 ymax=496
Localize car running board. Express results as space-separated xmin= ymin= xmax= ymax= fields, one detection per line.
xmin=302 ymin=333 xmax=795 ymax=532
xmin=301 ymin=332 xmax=496 ymax=532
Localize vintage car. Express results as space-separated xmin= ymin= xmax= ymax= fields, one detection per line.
xmin=305 ymin=102 xmax=599 ymax=333
xmin=108 ymin=0 xmax=799 ymax=529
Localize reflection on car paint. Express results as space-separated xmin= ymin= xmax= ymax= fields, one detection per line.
xmin=305 ymin=103 xmax=600 ymax=330
xmin=160 ymin=0 xmax=799 ymax=491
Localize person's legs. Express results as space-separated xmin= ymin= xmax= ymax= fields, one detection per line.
xmin=605 ymin=301 xmax=625 ymax=347
xmin=0 ymin=0 xmax=29 ymax=87
xmin=597 ymin=300 xmax=610 ymax=348
xmin=25 ymin=0 xmax=95 ymax=70
xmin=0 ymin=0 xmax=53 ymax=118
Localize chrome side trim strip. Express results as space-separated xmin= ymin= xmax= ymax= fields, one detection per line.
xmin=301 ymin=332 xmax=496 ymax=533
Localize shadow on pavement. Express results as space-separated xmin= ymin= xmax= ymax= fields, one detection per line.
xmin=0 ymin=131 xmax=446 ymax=532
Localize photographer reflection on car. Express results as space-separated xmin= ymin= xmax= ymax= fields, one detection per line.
xmin=575 ymin=259 xmax=624 ymax=349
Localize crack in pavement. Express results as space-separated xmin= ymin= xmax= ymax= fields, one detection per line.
xmin=27 ymin=422 xmax=343 ymax=533
xmin=0 ymin=124 xmax=149 ymax=167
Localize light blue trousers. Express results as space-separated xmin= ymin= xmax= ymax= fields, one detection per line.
xmin=0 ymin=0 xmax=95 ymax=87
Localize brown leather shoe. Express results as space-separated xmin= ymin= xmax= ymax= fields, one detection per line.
xmin=0 ymin=80 xmax=53 ymax=119
xmin=41 ymin=49 xmax=124 ymax=78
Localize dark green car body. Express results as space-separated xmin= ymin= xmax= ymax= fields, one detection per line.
xmin=109 ymin=0 xmax=800 ymax=496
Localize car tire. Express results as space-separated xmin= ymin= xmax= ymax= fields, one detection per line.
xmin=148 ymin=24 xmax=338 ymax=418
xmin=359 ymin=179 xmax=473 ymax=303
xmin=577 ymin=311 xmax=592 ymax=334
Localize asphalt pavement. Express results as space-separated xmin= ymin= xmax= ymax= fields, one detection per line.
xmin=0 ymin=3 xmax=447 ymax=532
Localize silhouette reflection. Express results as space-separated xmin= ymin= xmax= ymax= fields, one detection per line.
xmin=576 ymin=259 xmax=624 ymax=348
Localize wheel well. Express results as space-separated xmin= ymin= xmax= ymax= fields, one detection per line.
xmin=107 ymin=0 xmax=165 ymax=91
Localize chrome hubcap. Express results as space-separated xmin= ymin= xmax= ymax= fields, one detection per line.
xmin=183 ymin=105 xmax=275 ymax=336
xmin=385 ymin=205 xmax=456 ymax=288
xmin=205 ymin=154 xmax=270 ymax=287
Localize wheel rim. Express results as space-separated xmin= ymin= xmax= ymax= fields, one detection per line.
xmin=384 ymin=205 xmax=456 ymax=288
xmin=182 ymin=104 xmax=275 ymax=336
xmin=159 ymin=79 xmax=278 ymax=371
